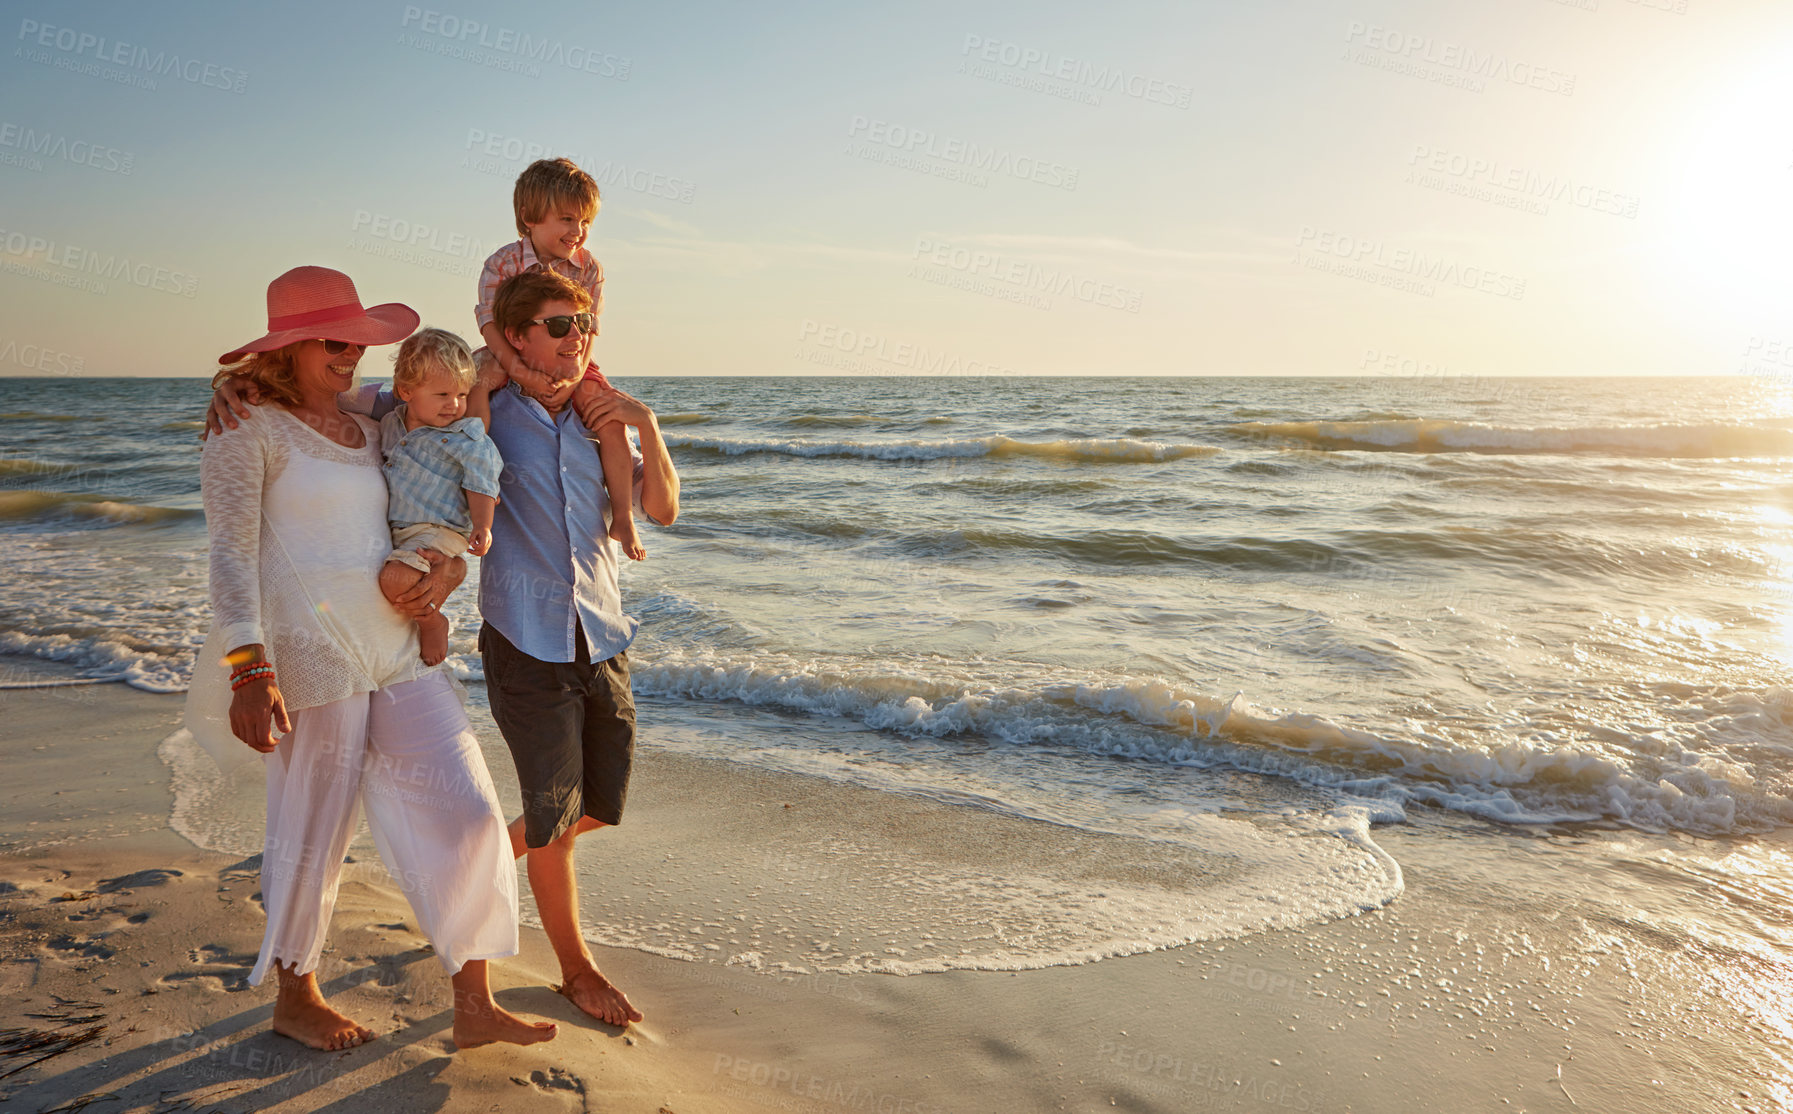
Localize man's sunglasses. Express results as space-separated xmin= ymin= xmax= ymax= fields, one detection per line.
xmin=316 ymin=339 xmax=366 ymax=354
xmin=527 ymin=313 xmax=596 ymax=338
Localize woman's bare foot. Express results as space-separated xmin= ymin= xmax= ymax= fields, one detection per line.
xmin=417 ymin=610 xmax=450 ymax=666
xmin=450 ymin=960 xmax=557 ymax=1049
xmin=273 ymin=997 xmax=374 ymax=1051
xmin=556 ymin=967 xmax=643 ymax=1027
xmin=609 ymin=514 xmax=645 ymax=562
xmin=453 ymin=1000 xmax=559 ymax=1049
xmin=272 ymin=966 xmax=373 ymax=1051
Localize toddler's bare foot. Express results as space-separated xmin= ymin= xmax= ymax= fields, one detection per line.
xmin=273 ymin=994 xmax=374 ymax=1051
xmin=610 ymin=515 xmax=645 ymax=562
xmin=418 ymin=611 xmax=450 ymax=666
xmin=453 ymin=1001 xmax=557 ymax=1049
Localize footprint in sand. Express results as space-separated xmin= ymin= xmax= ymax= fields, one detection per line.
xmin=46 ymin=934 xmax=118 ymax=960
xmin=0 ymin=956 xmax=40 ymax=993
xmin=341 ymin=946 xmax=431 ymax=992
xmin=160 ymin=944 xmax=254 ymax=993
xmin=218 ymin=857 xmax=262 ymax=884
xmin=512 ymin=1066 xmax=588 ymax=1099
xmin=97 ymin=868 xmax=183 ymax=894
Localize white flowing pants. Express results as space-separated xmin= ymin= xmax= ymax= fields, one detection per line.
xmin=249 ymin=671 xmax=518 ymax=985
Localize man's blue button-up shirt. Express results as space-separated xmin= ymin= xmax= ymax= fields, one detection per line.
xmin=479 ymin=382 xmax=645 ymax=663
xmin=366 ymin=382 xmax=645 ymax=664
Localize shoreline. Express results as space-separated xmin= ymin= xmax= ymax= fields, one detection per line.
xmin=1 ymin=664 xmax=1785 ymax=1112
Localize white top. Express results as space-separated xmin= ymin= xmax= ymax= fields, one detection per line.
xmin=185 ymin=405 xmax=431 ymax=769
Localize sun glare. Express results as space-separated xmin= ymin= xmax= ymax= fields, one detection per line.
xmin=1650 ymin=55 xmax=1793 ymax=326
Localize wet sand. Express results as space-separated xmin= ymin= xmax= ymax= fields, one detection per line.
xmin=0 ymin=658 xmax=1781 ymax=1113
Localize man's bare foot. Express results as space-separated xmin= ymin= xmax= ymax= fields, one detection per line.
xmin=418 ymin=611 xmax=449 ymax=666
xmin=272 ymin=994 xmax=374 ymax=1051
xmin=556 ymin=967 xmax=643 ymax=1026
xmin=453 ymin=1000 xmax=558 ymax=1049
xmin=609 ymin=515 xmax=645 ymax=562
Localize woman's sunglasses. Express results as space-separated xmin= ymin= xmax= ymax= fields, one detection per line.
xmin=527 ymin=313 xmax=596 ymax=338
xmin=315 ymin=339 xmax=366 ymax=354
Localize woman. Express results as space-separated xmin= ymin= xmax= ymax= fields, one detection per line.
xmin=186 ymin=266 xmax=556 ymax=1051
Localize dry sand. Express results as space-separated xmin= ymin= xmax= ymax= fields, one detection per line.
xmin=1 ymin=658 xmax=1783 ymax=1113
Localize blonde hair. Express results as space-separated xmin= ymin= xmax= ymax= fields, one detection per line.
xmin=513 ymin=157 xmax=599 ymax=237
xmin=214 ymin=345 xmax=303 ymax=409
xmin=392 ymin=328 xmax=475 ymax=392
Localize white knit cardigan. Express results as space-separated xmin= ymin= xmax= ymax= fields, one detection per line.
xmin=185 ymin=405 xmax=431 ymax=769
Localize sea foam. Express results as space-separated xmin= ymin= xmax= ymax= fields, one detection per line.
xmin=667 ymin=433 xmax=1219 ymax=464
xmin=633 ymin=648 xmax=1793 ymax=837
xmin=1233 ymin=419 xmax=1793 ymax=458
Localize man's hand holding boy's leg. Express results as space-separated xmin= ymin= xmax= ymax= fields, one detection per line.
xmin=383 ymin=548 xmax=466 ymax=666
xmin=391 ymin=548 xmax=466 ymax=617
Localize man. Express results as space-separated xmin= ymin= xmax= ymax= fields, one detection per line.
xmin=478 ymin=268 xmax=679 ymax=1026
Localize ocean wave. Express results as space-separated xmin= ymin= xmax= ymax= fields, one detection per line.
xmin=658 ymin=412 xmax=712 ymax=426
xmin=0 ymin=630 xmax=190 ymax=692
xmin=892 ymin=528 xmax=1342 ymax=569
xmin=0 ymin=410 xmax=81 ymax=422
xmin=681 ymin=511 xmax=1351 ymax=569
xmin=158 ymin=420 xmax=208 ymax=432
xmin=911 ymin=476 xmax=1112 ymax=498
xmin=0 ymin=458 xmax=81 ymax=479
xmin=0 ymin=490 xmax=202 ymax=526
xmin=667 ymin=433 xmax=1220 ymax=464
xmin=1232 ymin=419 xmax=1793 ymax=458
xmin=784 ymin=414 xmax=884 ymax=428
xmin=1327 ymin=525 xmax=1773 ymax=582
xmin=0 ymin=624 xmax=482 ymax=695
xmin=632 ymin=650 xmax=1793 ymax=837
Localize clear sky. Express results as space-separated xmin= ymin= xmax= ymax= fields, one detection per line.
xmin=1 ymin=0 xmax=1788 ymax=377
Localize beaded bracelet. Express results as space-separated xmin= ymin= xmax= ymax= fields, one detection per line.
xmin=230 ymin=663 xmax=275 ymax=691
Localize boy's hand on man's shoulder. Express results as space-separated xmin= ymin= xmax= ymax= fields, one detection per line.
xmin=202 ymin=377 xmax=263 ymax=439
xmin=574 ymin=384 xmax=652 ymax=432
xmin=473 ymin=348 xmax=511 ymax=395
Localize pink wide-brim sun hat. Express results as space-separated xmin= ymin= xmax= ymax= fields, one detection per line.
xmin=218 ymin=265 xmax=420 ymax=364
